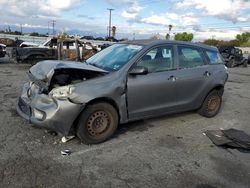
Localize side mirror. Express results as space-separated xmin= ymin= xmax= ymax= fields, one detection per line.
xmin=129 ymin=66 xmax=148 ymax=75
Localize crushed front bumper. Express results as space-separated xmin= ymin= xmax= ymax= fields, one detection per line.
xmin=16 ymin=82 xmax=84 ymax=135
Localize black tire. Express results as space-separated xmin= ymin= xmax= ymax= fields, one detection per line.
xmin=198 ymin=90 xmax=222 ymax=118
xmin=76 ymin=102 xmax=118 ymax=144
xmin=226 ymin=59 xmax=234 ymax=68
xmin=243 ymin=59 xmax=248 ymax=67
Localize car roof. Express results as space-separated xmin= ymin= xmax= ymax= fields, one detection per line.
xmin=120 ymin=39 xmax=218 ymax=51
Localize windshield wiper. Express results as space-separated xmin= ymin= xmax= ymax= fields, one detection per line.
xmin=83 ymin=60 xmax=88 ymax=65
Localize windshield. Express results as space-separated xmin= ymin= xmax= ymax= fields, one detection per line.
xmin=86 ymin=44 xmax=143 ymax=71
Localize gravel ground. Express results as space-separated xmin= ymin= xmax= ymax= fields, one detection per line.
xmin=0 ymin=58 xmax=250 ymax=188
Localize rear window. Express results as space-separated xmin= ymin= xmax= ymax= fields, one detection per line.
xmin=178 ymin=46 xmax=204 ymax=68
xmin=206 ymin=51 xmax=223 ymax=64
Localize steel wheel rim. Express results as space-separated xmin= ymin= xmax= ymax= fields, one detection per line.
xmin=86 ymin=111 xmax=111 ymax=136
xmin=207 ymin=96 xmax=220 ymax=113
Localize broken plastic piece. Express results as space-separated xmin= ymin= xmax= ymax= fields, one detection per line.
xmin=61 ymin=135 xmax=75 ymax=143
xmin=61 ymin=150 xmax=71 ymax=156
xmin=205 ymin=129 xmax=250 ymax=150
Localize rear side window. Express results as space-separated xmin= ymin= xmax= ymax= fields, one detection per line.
xmin=206 ymin=51 xmax=223 ymax=64
xmin=178 ymin=46 xmax=204 ymax=69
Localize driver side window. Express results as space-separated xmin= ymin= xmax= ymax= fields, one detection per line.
xmin=137 ymin=46 xmax=174 ymax=73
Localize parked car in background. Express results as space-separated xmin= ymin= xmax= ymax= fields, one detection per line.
xmin=105 ymin=36 xmax=118 ymax=42
xmin=218 ymin=45 xmax=248 ymax=67
xmin=81 ymin=36 xmax=95 ymax=40
xmin=95 ymin=37 xmax=105 ymax=41
xmin=17 ymin=40 xmax=228 ymax=144
xmin=6 ymin=37 xmax=98 ymax=64
xmin=0 ymin=38 xmax=23 ymax=47
xmin=19 ymin=42 xmax=39 ymax=48
xmin=0 ymin=44 xmax=6 ymax=58
xmin=100 ymin=43 xmax=111 ymax=50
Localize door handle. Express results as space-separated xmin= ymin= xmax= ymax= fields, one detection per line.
xmin=168 ymin=75 xmax=177 ymax=81
xmin=204 ymin=71 xmax=211 ymax=77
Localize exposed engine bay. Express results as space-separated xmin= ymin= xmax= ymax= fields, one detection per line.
xmin=49 ymin=68 xmax=105 ymax=91
xmin=27 ymin=60 xmax=108 ymax=93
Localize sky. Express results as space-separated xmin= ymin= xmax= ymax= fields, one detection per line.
xmin=0 ymin=0 xmax=250 ymax=41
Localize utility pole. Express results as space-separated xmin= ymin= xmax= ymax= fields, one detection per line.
xmin=48 ymin=21 xmax=50 ymax=36
xmin=107 ymin=8 xmax=114 ymax=37
xmin=52 ymin=20 xmax=56 ymax=35
xmin=166 ymin=24 xmax=173 ymax=40
xmin=20 ymin=24 xmax=22 ymax=35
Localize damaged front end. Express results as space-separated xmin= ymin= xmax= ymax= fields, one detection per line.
xmin=16 ymin=60 xmax=107 ymax=135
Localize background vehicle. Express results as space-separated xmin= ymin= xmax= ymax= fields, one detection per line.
xmin=80 ymin=36 xmax=95 ymax=40
xmin=218 ymin=45 xmax=248 ymax=67
xmin=17 ymin=40 xmax=228 ymax=144
xmin=6 ymin=36 xmax=98 ymax=64
xmin=0 ymin=44 xmax=6 ymax=58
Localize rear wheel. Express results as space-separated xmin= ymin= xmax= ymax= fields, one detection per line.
xmin=243 ymin=59 xmax=248 ymax=67
xmin=198 ymin=90 xmax=222 ymax=118
xmin=76 ymin=102 xmax=118 ymax=144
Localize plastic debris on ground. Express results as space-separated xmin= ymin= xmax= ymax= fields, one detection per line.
xmin=61 ymin=135 xmax=75 ymax=143
xmin=61 ymin=150 xmax=71 ymax=156
xmin=204 ymin=128 xmax=250 ymax=151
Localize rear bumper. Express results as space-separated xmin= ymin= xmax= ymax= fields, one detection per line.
xmin=16 ymin=82 xmax=84 ymax=135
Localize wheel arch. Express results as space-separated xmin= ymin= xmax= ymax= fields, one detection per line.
xmin=206 ymin=85 xmax=224 ymax=99
xmin=70 ymin=97 xmax=121 ymax=134
xmin=86 ymin=97 xmax=120 ymax=117
xmin=198 ymin=84 xmax=224 ymax=110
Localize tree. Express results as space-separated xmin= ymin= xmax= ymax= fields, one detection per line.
xmin=13 ymin=31 xmax=22 ymax=35
xmin=174 ymin=32 xmax=193 ymax=41
xmin=236 ymin=32 xmax=250 ymax=44
xmin=29 ymin=32 xmax=40 ymax=36
xmin=203 ymin=39 xmax=219 ymax=46
xmin=150 ymin=33 xmax=161 ymax=40
xmin=202 ymin=39 xmax=241 ymax=47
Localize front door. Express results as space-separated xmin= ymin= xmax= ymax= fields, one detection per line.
xmin=127 ymin=45 xmax=178 ymax=120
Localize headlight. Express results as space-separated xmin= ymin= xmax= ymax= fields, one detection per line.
xmin=49 ymin=85 xmax=75 ymax=99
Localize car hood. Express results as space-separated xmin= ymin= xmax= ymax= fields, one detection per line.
xmin=30 ymin=60 xmax=108 ymax=81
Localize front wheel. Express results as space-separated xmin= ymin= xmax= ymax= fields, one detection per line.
xmin=226 ymin=59 xmax=235 ymax=68
xmin=76 ymin=102 xmax=118 ymax=144
xmin=198 ymin=90 xmax=222 ymax=118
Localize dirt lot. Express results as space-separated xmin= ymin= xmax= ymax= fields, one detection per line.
xmin=0 ymin=59 xmax=250 ymax=188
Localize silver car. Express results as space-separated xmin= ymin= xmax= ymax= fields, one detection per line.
xmin=17 ymin=40 xmax=228 ymax=144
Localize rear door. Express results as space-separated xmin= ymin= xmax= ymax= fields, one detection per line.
xmin=127 ymin=45 xmax=178 ymax=120
xmin=174 ymin=45 xmax=213 ymax=110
